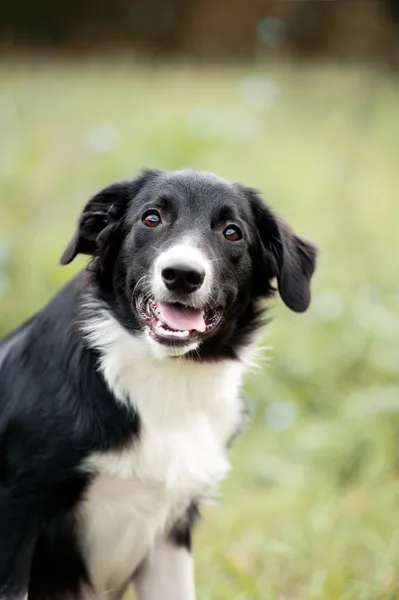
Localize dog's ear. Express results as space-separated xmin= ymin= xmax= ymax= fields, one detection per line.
xmin=60 ymin=182 xmax=130 ymax=265
xmin=60 ymin=171 xmax=159 ymax=265
xmin=248 ymin=188 xmax=317 ymax=312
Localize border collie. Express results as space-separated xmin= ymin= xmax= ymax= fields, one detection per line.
xmin=0 ymin=168 xmax=316 ymax=600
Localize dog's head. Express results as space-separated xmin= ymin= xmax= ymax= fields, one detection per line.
xmin=61 ymin=169 xmax=317 ymax=359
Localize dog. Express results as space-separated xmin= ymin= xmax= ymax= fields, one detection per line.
xmin=0 ymin=168 xmax=316 ymax=600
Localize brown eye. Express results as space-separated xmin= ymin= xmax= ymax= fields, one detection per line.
xmin=142 ymin=211 xmax=161 ymax=228
xmin=223 ymin=225 xmax=242 ymax=242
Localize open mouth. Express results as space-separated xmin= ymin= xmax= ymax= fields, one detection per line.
xmin=135 ymin=295 xmax=222 ymax=346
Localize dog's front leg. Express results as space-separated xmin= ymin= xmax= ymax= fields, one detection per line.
xmin=132 ymin=538 xmax=196 ymax=600
xmin=0 ymin=491 xmax=38 ymax=600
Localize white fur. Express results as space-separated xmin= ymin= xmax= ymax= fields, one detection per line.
xmin=79 ymin=309 xmax=246 ymax=596
xmin=152 ymin=240 xmax=213 ymax=308
xmin=133 ymin=539 xmax=195 ymax=600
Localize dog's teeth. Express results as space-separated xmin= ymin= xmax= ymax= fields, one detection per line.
xmin=158 ymin=324 xmax=172 ymax=337
xmin=155 ymin=323 xmax=190 ymax=339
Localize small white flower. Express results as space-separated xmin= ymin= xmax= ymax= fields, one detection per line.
xmin=85 ymin=123 xmax=119 ymax=153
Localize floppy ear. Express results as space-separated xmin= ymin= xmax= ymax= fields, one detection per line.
xmin=249 ymin=189 xmax=317 ymax=312
xmin=60 ymin=171 xmax=158 ymax=265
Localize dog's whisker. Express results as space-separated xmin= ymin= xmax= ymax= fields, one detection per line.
xmin=132 ymin=275 xmax=148 ymax=299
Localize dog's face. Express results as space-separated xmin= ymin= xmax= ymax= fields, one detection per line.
xmin=61 ymin=169 xmax=316 ymax=359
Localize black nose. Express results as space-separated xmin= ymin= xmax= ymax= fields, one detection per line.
xmin=161 ymin=261 xmax=205 ymax=294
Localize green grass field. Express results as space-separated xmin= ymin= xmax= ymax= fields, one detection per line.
xmin=1 ymin=59 xmax=399 ymax=599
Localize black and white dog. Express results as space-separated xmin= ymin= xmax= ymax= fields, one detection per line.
xmin=0 ymin=168 xmax=316 ymax=600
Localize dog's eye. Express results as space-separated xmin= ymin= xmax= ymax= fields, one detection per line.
xmin=223 ymin=225 xmax=242 ymax=242
xmin=142 ymin=211 xmax=162 ymax=228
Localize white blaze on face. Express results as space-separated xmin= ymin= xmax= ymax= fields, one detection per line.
xmin=152 ymin=241 xmax=213 ymax=306
xmin=145 ymin=241 xmax=214 ymax=358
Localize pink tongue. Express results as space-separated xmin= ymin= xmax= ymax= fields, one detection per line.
xmin=157 ymin=302 xmax=206 ymax=332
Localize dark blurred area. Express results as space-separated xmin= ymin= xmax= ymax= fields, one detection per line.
xmin=1 ymin=0 xmax=399 ymax=64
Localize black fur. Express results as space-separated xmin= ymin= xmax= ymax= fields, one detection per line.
xmin=169 ymin=502 xmax=200 ymax=552
xmin=0 ymin=168 xmax=316 ymax=599
xmin=0 ymin=277 xmax=140 ymax=598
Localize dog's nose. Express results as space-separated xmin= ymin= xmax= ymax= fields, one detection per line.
xmin=161 ymin=261 xmax=205 ymax=294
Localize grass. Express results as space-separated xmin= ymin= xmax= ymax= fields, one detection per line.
xmin=1 ymin=58 xmax=399 ymax=599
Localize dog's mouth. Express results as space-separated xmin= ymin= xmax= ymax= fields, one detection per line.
xmin=135 ymin=295 xmax=223 ymax=346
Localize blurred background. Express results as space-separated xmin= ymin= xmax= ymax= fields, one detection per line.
xmin=1 ymin=1 xmax=399 ymax=598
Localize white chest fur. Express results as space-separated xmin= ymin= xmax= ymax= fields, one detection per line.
xmin=78 ymin=313 xmax=246 ymax=595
